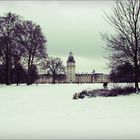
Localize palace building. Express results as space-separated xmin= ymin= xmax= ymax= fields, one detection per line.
xmin=36 ymin=52 xmax=110 ymax=84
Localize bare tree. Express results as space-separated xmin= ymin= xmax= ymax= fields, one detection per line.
xmin=46 ymin=57 xmax=65 ymax=84
xmin=15 ymin=20 xmax=47 ymax=85
xmin=0 ymin=12 xmax=47 ymax=85
xmin=0 ymin=12 xmax=21 ymax=85
xmin=104 ymin=0 xmax=140 ymax=92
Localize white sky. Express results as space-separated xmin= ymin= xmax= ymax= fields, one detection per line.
xmin=0 ymin=0 xmax=115 ymax=74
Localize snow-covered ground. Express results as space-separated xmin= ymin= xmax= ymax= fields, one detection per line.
xmin=0 ymin=83 xmax=140 ymax=139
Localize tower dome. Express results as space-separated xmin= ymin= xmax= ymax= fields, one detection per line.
xmin=67 ymin=51 xmax=75 ymax=63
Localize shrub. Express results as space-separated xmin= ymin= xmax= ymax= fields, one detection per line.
xmin=76 ymin=86 xmax=136 ymax=99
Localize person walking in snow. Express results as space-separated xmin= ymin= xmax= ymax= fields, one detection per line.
xmin=103 ymin=82 xmax=108 ymax=89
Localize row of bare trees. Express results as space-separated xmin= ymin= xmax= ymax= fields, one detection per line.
xmin=104 ymin=0 xmax=140 ymax=92
xmin=0 ymin=12 xmax=47 ymax=85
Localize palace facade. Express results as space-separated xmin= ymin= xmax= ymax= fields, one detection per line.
xmin=36 ymin=52 xmax=110 ymax=84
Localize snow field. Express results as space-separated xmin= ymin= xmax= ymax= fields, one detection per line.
xmin=0 ymin=83 xmax=140 ymax=139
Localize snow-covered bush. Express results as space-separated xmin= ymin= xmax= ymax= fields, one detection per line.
xmin=77 ymin=86 xmax=136 ymax=98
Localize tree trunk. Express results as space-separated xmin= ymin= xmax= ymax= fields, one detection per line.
xmin=5 ymin=44 xmax=11 ymax=85
xmin=16 ymin=67 xmax=20 ymax=86
xmin=52 ymin=73 xmax=56 ymax=84
xmin=5 ymin=62 xmax=11 ymax=85
xmin=134 ymin=60 xmax=139 ymax=93
xmin=27 ymin=54 xmax=32 ymax=85
xmin=27 ymin=66 xmax=32 ymax=85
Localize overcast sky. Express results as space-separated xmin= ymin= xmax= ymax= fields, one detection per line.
xmin=0 ymin=0 xmax=115 ymax=74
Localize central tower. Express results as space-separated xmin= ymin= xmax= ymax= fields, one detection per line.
xmin=66 ymin=51 xmax=76 ymax=83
